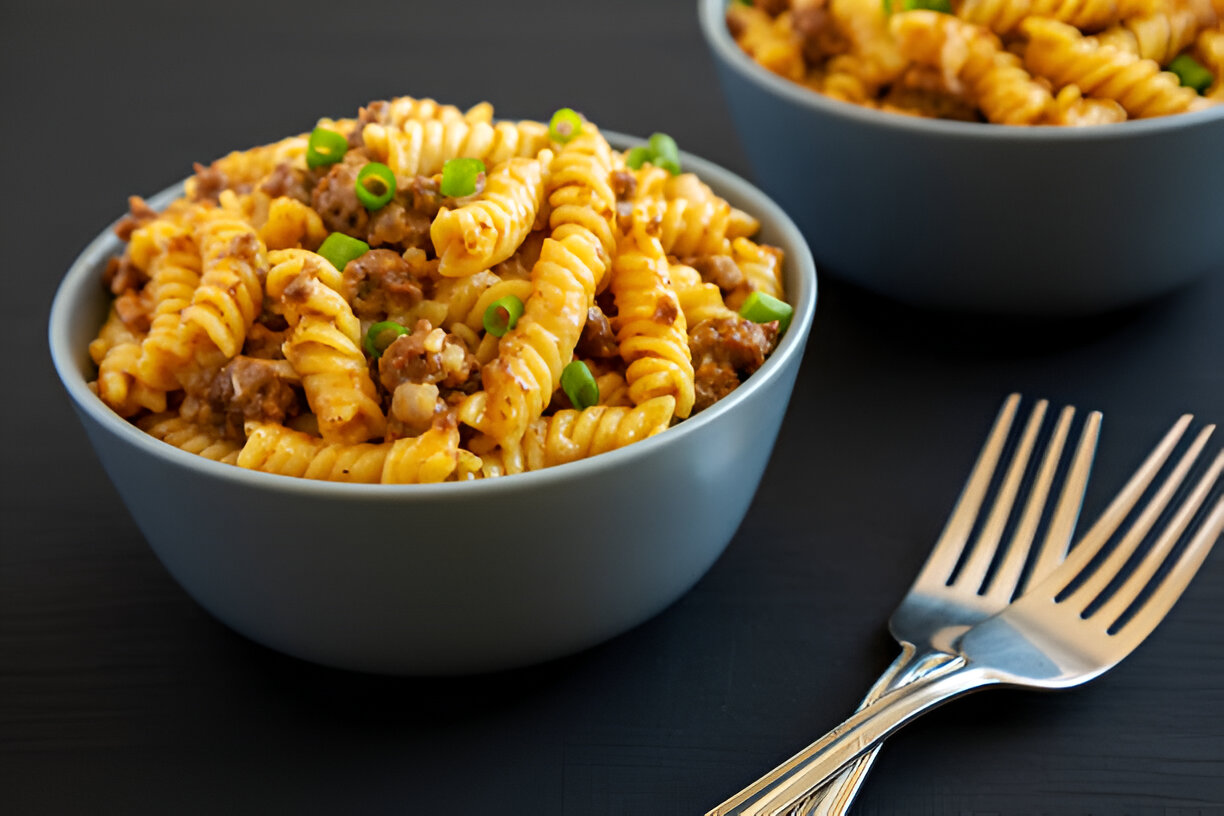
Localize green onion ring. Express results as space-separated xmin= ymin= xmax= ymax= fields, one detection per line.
xmin=363 ymin=320 xmax=410 ymax=359
xmin=561 ymin=360 xmax=600 ymax=411
xmin=306 ymin=126 xmax=349 ymax=169
xmin=738 ymin=290 xmax=794 ymax=333
xmin=317 ymin=232 xmax=370 ymax=273
xmin=1168 ymin=54 xmax=1214 ymax=94
xmin=355 ymin=162 xmax=397 ymax=210
xmin=548 ymin=108 xmax=584 ymax=143
xmin=440 ymin=158 xmax=486 ymax=198
xmin=482 ymin=295 xmax=525 ymax=337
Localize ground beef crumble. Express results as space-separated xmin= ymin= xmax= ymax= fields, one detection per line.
xmin=688 ymin=317 xmax=778 ymax=413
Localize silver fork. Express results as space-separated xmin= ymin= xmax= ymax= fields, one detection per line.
xmin=708 ymin=393 xmax=1102 ymax=815
xmin=716 ymin=414 xmax=1224 ymax=816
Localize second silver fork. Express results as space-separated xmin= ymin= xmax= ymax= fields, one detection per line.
xmin=710 ymin=393 xmax=1103 ymax=816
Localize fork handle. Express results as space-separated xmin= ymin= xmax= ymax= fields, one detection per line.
xmin=794 ymin=648 xmax=961 ymax=816
xmin=706 ymin=658 xmax=996 ymax=816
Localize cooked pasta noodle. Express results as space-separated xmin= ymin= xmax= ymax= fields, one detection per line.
xmin=87 ymin=96 xmax=791 ymax=482
xmin=728 ymin=0 xmax=1222 ymax=123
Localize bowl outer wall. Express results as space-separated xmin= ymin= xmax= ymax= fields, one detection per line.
xmin=699 ymin=0 xmax=1224 ymax=316
xmin=49 ymin=133 xmax=818 ymax=676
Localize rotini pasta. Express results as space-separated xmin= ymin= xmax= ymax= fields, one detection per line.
xmin=87 ymin=97 xmax=791 ymax=482
xmin=728 ymin=0 xmax=1222 ymax=123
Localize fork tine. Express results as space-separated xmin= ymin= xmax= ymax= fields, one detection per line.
xmin=1064 ymin=424 xmax=1215 ymax=612
xmin=1094 ymin=447 xmax=1224 ymax=630
xmin=1025 ymin=409 xmax=1103 ymax=588
xmin=1044 ymin=414 xmax=1195 ymax=600
xmin=1112 ymin=490 xmax=1224 ymax=654
xmin=953 ymin=399 xmax=1049 ymax=593
xmin=982 ymin=407 xmax=1101 ymax=606
xmin=916 ymin=393 xmax=1022 ymax=585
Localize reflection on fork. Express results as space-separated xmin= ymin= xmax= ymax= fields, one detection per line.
xmin=710 ymin=409 xmax=1224 ymax=816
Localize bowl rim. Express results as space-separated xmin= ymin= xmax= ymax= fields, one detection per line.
xmin=49 ymin=128 xmax=818 ymax=502
xmin=697 ymin=0 xmax=1224 ymax=141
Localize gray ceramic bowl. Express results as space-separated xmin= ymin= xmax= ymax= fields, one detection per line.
xmin=699 ymin=0 xmax=1224 ymax=316
xmin=48 ymin=133 xmax=817 ymax=676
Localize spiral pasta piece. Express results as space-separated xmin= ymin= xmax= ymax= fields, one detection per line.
xmin=610 ymin=210 xmax=695 ymax=419
xmin=181 ymin=217 xmax=267 ymax=370
xmin=258 ymin=196 xmax=327 ymax=251
xmin=726 ymin=2 xmax=807 ymax=80
xmin=522 ymin=396 xmax=676 ymax=471
xmin=891 ymin=11 xmax=1054 ymax=124
xmin=477 ymin=233 xmax=600 ymax=445
xmin=431 ymin=153 xmax=551 ymax=277
xmin=357 ymin=95 xmax=494 ymax=128
xmin=957 ymin=0 xmax=1153 ymax=35
xmin=380 ymin=421 xmax=461 ymax=484
xmin=1097 ymin=6 xmax=1203 ymax=64
xmin=93 ymin=307 xmax=166 ymax=417
xmin=671 ymin=264 xmax=739 ymax=326
xmin=362 ymin=119 xmax=551 ymax=187
xmin=266 ymin=249 xmax=385 ymax=445
xmin=547 ymin=125 xmax=618 ymax=284
xmin=137 ymin=412 xmax=242 ymax=464
xmin=238 ymin=422 xmax=388 ymax=482
xmin=832 ymin=0 xmax=910 ymax=85
xmin=729 ymin=237 xmax=787 ymax=309
xmin=1023 ymin=16 xmax=1203 ymax=117
xmin=1198 ymin=26 xmax=1224 ymax=99
xmin=134 ymin=231 xmax=204 ymax=391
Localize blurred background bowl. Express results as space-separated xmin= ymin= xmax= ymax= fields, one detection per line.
xmin=699 ymin=0 xmax=1224 ymax=316
xmin=48 ymin=132 xmax=817 ymax=677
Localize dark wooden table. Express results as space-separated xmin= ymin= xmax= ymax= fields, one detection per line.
xmin=4 ymin=1 xmax=1222 ymax=813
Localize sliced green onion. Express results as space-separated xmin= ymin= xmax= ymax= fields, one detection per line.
xmin=440 ymin=158 xmax=485 ymax=198
xmin=625 ymin=146 xmax=652 ymax=170
xmin=901 ymin=0 xmax=952 ymax=11
xmin=363 ymin=320 xmax=409 ymax=359
xmin=738 ymin=290 xmax=794 ymax=333
xmin=561 ymin=360 xmax=599 ymax=411
xmin=648 ymin=133 xmax=680 ymax=167
xmin=1168 ymin=54 xmax=1214 ymax=94
xmin=482 ymin=295 xmax=524 ymax=337
xmin=355 ymin=162 xmax=396 ymax=210
xmin=306 ymin=126 xmax=348 ymax=169
xmin=548 ymin=107 xmax=584 ymax=143
xmin=317 ymin=232 xmax=369 ymax=272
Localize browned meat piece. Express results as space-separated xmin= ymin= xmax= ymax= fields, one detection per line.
xmin=350 ymin=101 xmax=387 ymax=147
xmin=689 ymin=254 xmax=744 ymax=292
xmin=653 ymin=297 xmax=680 ymax=325
xmin=189 ymin=161 xmax=227 ymax=202
xmin=113 ymin=197 xmax=159 ymax=242
xmin=102 ymin=256 xmax=144 ymax=295
xmin=610 ymin=169 xmax=637 ymax=201
xmin=204 ymin=356 xmax=300 ymax=437
xmin=341 ymin=248 xmax=431 ymax=320
xmin=113 ymin=289 xmax=151 ymax=332
xmin=311 ymin=155 xmax=369 ymax=236
xmin=757 ymin=0 xmax=791 ymax=15
xmin=575 ymin=305 xmax=619 ymax=359
xmin=367 ymin=201 xmax=433 ymax=250
xmin=688 ymin=317 xmax=778 ymax=413
xmin=244 ymin=321 xmax=289 ymax=360
xmin=378 ymin=319 xmax=479 ymax=392
xmin=259 ymin=162 xmax=312 ymax=204
xmin=792 ymin=0 xmax=847 ymax=61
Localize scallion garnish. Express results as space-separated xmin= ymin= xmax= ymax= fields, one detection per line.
xmin=317 ymin=232 xmax=370 ymax=272
xmin=561 ymin=360 xmax=599 ymax=411
xmin=306 ymin=126 xmax=348 ymax=169
xmin=624 ymin=132 xmax=683 ymax=175
xmin=363 ymin=320 xmax=409 ymax=359
xmin=901 ymin=0 xmax=952 ymax=12
xmin=738 ymin=290 xmax=793 ymax=333
xmin=625 ymin=146 xmax=652 ymax=170
xmin=355 ymin=162 xmax=396 ymax=210
xmin=482 ymin=295 xmax=525 ymax=337
xmin=548 ymin=108 xmax=584 ymax=143
xmin=1168 ymin=54 xmax=1214 ymax=94
xmin=439 ymin=158 xmax=485 ymax=198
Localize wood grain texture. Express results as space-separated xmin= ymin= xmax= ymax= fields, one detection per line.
xmin=3 ymin=0 xmax=1222 ymax=813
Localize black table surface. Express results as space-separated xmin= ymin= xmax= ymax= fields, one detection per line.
xmin=4 ymin=1 xmax=1222 ymax=813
